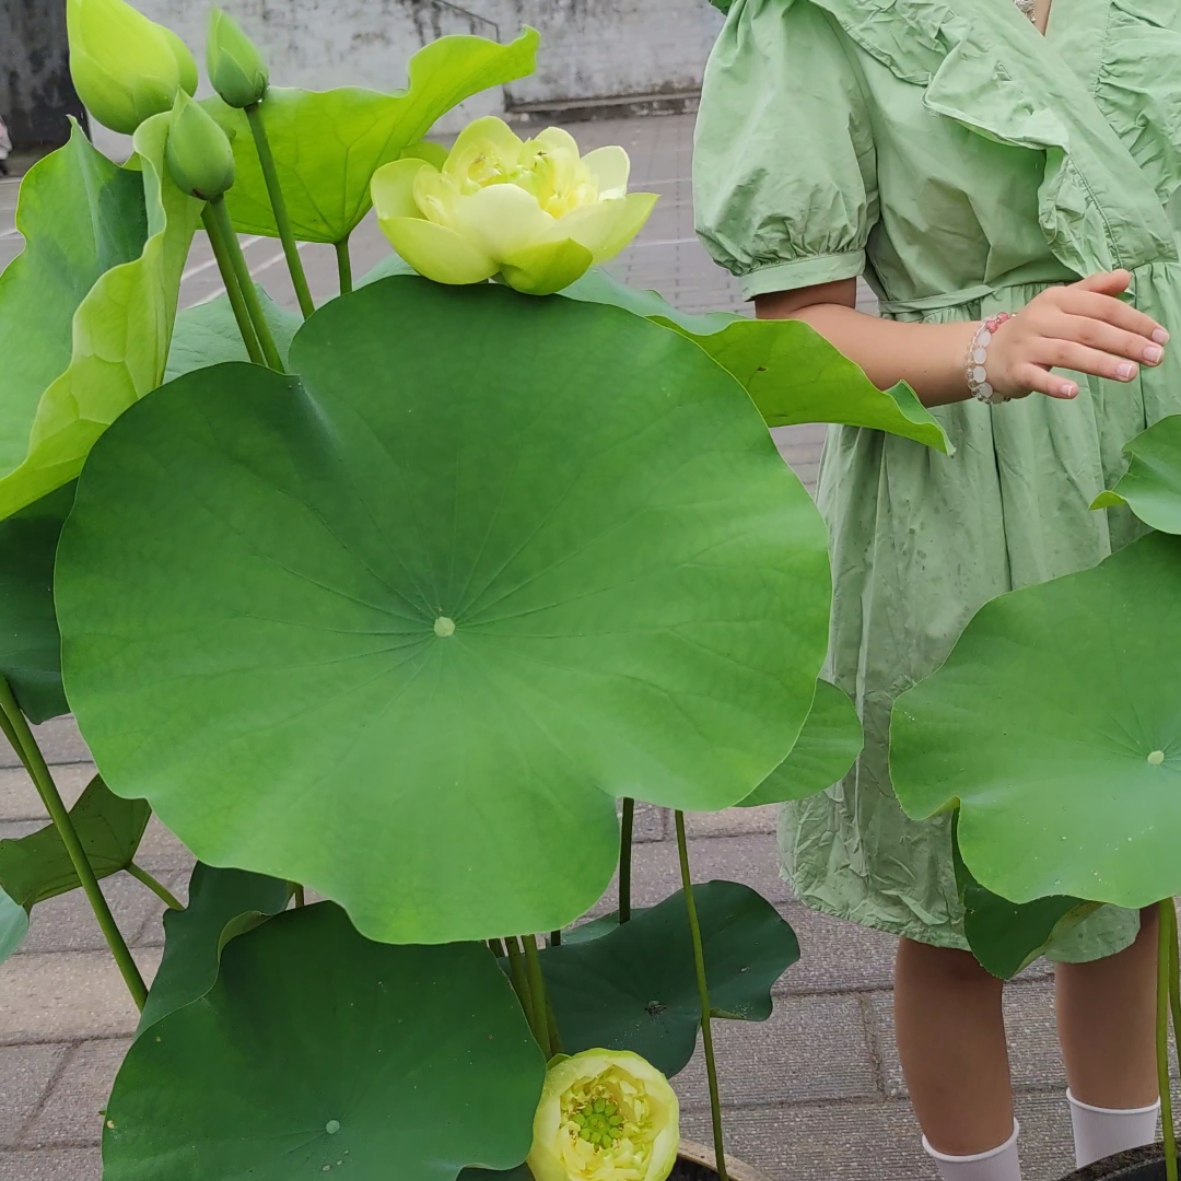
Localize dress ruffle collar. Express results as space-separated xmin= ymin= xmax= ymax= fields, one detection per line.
xmin=800 ymin=0 xmax=1178 ymax=275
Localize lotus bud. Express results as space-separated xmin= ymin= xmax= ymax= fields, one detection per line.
xmin=165 ymin=91 xmax=236 ymax=201
xmin=527 ymin=1049 xmax=680 ymax=1181
xmin=371 ymin=115 xmax=658 ymax=296
xmin=66 ymin=0 xmax=188 ymax=135
xmin=161 ymin=27 xmax=199 ymax=96
xmin=206 ymin=8 xmax=270 ymax=109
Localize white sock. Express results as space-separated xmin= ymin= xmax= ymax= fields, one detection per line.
xmin=923 ymin=1120 xmax=1021 ymax=1181
xmin=1067 ymin=1089 xmax=1161 ymax=1168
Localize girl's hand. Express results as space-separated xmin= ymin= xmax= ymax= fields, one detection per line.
xmin=986 ymin=270 xmax=1168 ymax=401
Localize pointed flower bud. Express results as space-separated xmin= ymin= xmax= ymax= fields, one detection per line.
xmin=207 ymin=8 xmax=270 ymax=109
xmin=165 ymin=91 xmax=236 ymax=202
xmin=66 ymin=0 xmax=190 ymax=135
xmin=161 ymin=26 xmax=199 ymax=96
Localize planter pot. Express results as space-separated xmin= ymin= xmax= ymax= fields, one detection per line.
xmin=673 ymin=1138 xmax=773 ymax=1181
xmin=1059 ymin=1144 xmax=1167 ymax=1180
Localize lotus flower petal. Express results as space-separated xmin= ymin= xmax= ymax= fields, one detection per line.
xmin=377 ymin=217 xmax=497 ymax=286
xmin=582 ymin=145 xmax=631 ymax=198
xmin=453 ymin=182 xmax=555 ymax=261
xmin=500 ymin=239 xmax=595 ymax=296
xmin=371 ymin=157 xmax=431 ymax=221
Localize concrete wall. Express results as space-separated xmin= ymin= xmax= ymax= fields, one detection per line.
xmin=1 ymin=0 xmax=87 ymax=148
xmin=90 ymin=0 xmax=721 ymax=157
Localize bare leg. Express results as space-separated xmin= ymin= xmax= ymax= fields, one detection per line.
xmin=1056 ymin=906 xmax=1160 ymax=1109
xmin=895 ymin=937 xmax=1015 ymax=1155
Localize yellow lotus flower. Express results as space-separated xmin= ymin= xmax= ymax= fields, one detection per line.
xmin=528 ymin=1049 xmax=680 ymax=1181
xmin=371 ymin=117 xmax=657 ymax=296
xmin=67 ymin=0 xmax=196 ymax=135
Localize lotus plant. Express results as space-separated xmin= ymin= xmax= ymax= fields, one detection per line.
xmin=0 ymin=1 xmax=958 ymax=1178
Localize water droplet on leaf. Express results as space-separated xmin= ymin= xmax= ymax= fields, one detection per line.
xmin=325 ymin=1120 xmax=341 ymax=1135
xmin=434 ymin=616 xmax=456 ymax=638
xmin=1148 ymin=750 xmax=1166 ymax=766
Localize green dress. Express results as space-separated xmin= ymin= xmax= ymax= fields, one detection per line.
xmin=694 ymin=0 xmax=1181 ymax=958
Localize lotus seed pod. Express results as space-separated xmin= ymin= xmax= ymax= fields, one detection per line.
xmin=165 ymin=91 xmax=236 ymax=201
xmin=206 ymin=8 xmax=270 ymax=109
xmin=66 ymin=0 xmax=185 ymax=134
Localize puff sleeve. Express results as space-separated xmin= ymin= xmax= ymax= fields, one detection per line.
xmin=693 ymin=0 xmax=878 ymax=299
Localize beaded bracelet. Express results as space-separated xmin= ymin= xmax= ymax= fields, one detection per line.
xmin=965 ymin=312 xmax=1014 ymax=404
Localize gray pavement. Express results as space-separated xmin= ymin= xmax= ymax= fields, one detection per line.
xmin=0 ymin=113 xmax=1091 ymax=1181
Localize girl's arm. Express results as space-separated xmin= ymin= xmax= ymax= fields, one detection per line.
xmin=756 ymin=270 xmax=1169 ymax=407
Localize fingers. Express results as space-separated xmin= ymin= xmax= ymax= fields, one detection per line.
xmin=1073 ymin=269 xmax=1133 ymax=297
xmin=1056 ymin=289 xmax=1168 ymax=345
xmin=1055 ymin=312 xmax=1164 ymax=367
xmin=1009 ymin=362 xmax=1079 ymax=400
xmin=1028 ymin=336 xmax=1147 ymax=383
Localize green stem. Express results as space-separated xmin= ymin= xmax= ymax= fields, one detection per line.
xmin=619 ymin=797 xmax=634 ymax=924
xmin=550 ymin=929 xmax=562 ymax=947
xmin=245 ymin=103 xmax=314 ymax=319
xmin=207 ymin=196 xmax=284 ymax=372
xmin=126 ymin=863 xmax=183 ymax=910
xmin=293 ymin=885 xmax=306 ymax=908
xmin=522 ymin=933 xmax=553 ymax=1059
xmin=1159 ymin=899 xmax=1177 ymax=1181
xmin=0 ymin=679 xmax=148 ymax=1010
xmin=335 ymin=237 xmax=353 ymax=295
xmin=1167 ymin=902 xmax=1181 ymax=1179
xmin=201 ymin=204 xmax=264 ymax=366
xmin=504 ymin=935 xmax=532 ymax=1017
xmin=675 ymin=810 xmax=729 ymax=1181
xmin=546 ymin=997 xmax=563 ymax=1058
xmin=488 ymin=937 xmax=507 ymax=960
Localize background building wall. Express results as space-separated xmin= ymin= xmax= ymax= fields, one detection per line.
xmin=1 ymin=0 xmax=87 ymax=149
xmin=87 ymin=0 xmax=722 ymax=158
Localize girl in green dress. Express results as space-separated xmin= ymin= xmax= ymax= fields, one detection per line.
xmin=695 ymin=0 xmax=1181 ymax=1176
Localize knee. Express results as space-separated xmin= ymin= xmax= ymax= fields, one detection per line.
xmin=897 ymin=937 xmax=1001 ymax=992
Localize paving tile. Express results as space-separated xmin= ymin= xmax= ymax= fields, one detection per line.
xmin=0 ymin=1044 xmax=69 ymax=1147
xmin=679 ymin=1099 xmax=928 ymax=1181
xmin=674 ymin=994 xmax=878 ymax=1111
xmin=132 ymin=816 xmax=197 ymax=873
xmin=773 ymin=904 xmax=898 ymax=995
xmin=0 ymin=949 xmax=161 ymax=1044
xmin=622 ymin=800 xmax=667 ymax=843
xmin=0 ymin=1148 xmax=101 ymax=1181
xmin=22 ymin=1040 xmax=130 ymax=1147
xmin=0 ymin=763 xmax=96 ymax=821
xmin=17 ymin=876 xmax=165 ymax=956
xmin=589 ymin=833 xmax=790 ymax=918
xmin=0 ymin=720 xmax=91 ymax=770
xmin=685 ymin=805 xmax=778 ymax=838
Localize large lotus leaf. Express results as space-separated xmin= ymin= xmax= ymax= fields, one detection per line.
xmin=104 ymin=902 xmax=546 ymax=1181
xmin=1093 ymin=415 xmax=1181 ymax=533
xmin=0 ymin=482 xmax=75 ymax=722
xmin=206 ymin=30 xmax=539 ymax=244
xmin=891 ymin=531 xmax=1181 ymax=909
xmin=740 ymin=679 xmax=862 ymax=806
xmin=58 ymin=277 xmax=829 ymax=945
xmin=0 ymin=115 xmax=201 ymax=521
xmin=139 ymin=863 xmax=292 ymax=1033
xmin=540 ymin=881 xmax=800 ymax=1077
xmin=950 ymin=815 xmax=1096 ymax=979
xmin=0 ymin=885 xmax=29 ymax=964
xmin=0 ymin=775 xmax=150 ymax=909
xmin=164 ymin=288 xmax=302 ymax=382
xmin=559 ymin=269 xmax=953 ymax=453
